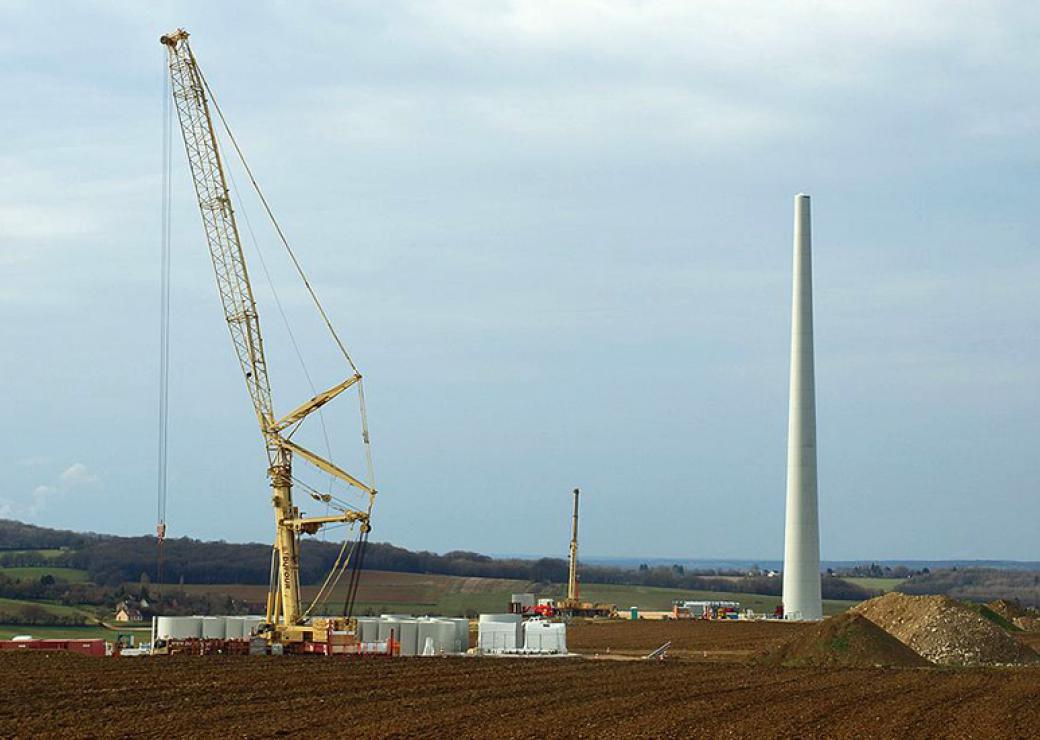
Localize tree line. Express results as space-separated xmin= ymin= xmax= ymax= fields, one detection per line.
xmin=1 ymin=518 xmax=871 ymax=600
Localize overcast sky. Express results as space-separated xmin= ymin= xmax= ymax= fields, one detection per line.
xmin=1 ymin=1 xmax=1037 ymax=562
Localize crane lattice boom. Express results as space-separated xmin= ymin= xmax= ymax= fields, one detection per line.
xmin=163 ymin=29 xmax=275 ymax=432
xmin=161 ymin=28 xmax=376 ymax=643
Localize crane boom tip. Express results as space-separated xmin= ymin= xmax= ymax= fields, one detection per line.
xmin=160 ymin=28 xmax=189 ymax=47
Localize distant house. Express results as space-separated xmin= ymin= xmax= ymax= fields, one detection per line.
xmin=115 ymin=604 xmax=143 ymax=622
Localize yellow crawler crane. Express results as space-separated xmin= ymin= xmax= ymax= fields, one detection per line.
xmin=160 ymin=28 xmax=377 ymax=646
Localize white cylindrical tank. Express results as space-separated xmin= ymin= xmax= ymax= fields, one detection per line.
xmin=356 ymin=618 xmax=379 ymax=644
xmin=200 ymin=616 xmax=226 ymax=639
xmin=396 ymin=619 xmax=419 ymax=656
xmin=241 ymin=616 xmax=264 ymax=637
xmin=434 ymin=620 xmax=458 ymax=653
xmin=377 ymin=618 xmax=399 ymax=643
xmin=451 ymin=618 xmax=470 ymax=652
xmin=155 ymin=616 xmax=202 ymax=640
xmin=224 ymin=617 xmax=245 ymax=640
xmin=416 ymin=620 xmax=444 ymax=655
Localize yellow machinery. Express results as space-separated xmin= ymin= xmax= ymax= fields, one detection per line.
xmin=160 ymin=29 xmax=377 ymax=646
xmin=568 ymin=488 xmax=580 ymax=602
xmin=555 ymin=488 xmax=616 ymax=618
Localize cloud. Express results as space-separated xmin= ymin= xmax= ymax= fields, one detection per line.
xmin=20 ymin=462 xmax=102 ymax=516
xmin=58 ymin=462 xmax=100 ymax=488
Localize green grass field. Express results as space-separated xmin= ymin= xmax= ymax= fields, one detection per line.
xmin=0 ymin=566 xmax=90 ymax=583
xmin=0 ymin=624 xmax=122 ymax=640
xmin=845 ymin=577 xmax=905 ymax=593
xmin=0 ymin=549 xmax=67 ymax=560
xmin=0 ymin=596 xmax=92 ymax=619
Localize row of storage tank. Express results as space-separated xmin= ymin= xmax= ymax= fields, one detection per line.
xmin=356 ymin=616 xmax=470 ymax=656
xmin=153 ymin=613 xmax=566 ymax=655
xmin=478 ymin=614 xmax=567 ymax=654
xmin=154 ymin=615 xmax=471 ymax=656
xmin=154 ymin=616 xmax=266 ymax=641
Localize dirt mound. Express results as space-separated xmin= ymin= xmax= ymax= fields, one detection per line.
xmin=853 ymin=593 xmax=1039 ymax=666
xmin=762 ymin=612 xmax=930 ymax=668
xmin=988 ymin=600 xmax=1040 ymax=632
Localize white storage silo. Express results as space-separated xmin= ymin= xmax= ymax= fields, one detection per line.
xmin=435 ymin=620 xmax=458 ymax=654
xmin=396 ymin=619 xmax=419 ymax=656
xmin=451 ymin=618 xmax=470 ymax=652
xmin=224 ymin=617 xmax=244 ymax=640
xmin=417 ymin=620 xmax=445 ymax=655
xmin=155 ymin=616 xmax=202 ymax=640
xmin=241 ymin=616 xmax=264 ymax=637
xmin=377 ymin=618 xmax=398 ymax=643
xmin=356 ymin=618 xmax=379 ymax=644
xmin=200 ymin=616 xmax=226 ymax=639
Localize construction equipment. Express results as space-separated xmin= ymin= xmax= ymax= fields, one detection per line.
xmin=555 ymin=488 xmax=616 ymax=619
xmin=160 ymin=28 xmax=377 ymax=647
xmin=672 ymin=600 xmax=741 ymax=620
xmin=568 ymin=487 xmax=580 ymax=602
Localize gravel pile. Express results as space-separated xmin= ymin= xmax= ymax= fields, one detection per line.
xmin=988 ymin=599 xmax=1040 ymax=632
xmin=853 ymin=592 xmax=1039 ymax=666
xmin=762 ymin=612 xmax=930 ymax=668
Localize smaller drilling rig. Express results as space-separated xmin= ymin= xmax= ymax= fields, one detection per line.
xmin=555 ymin=488 xmax=616 ymax=619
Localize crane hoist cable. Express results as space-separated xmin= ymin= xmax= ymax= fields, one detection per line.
xmin=196 ymin=65 xmax=378 ymax=502
xmin=155 ymin=57 xmax=173 ymax=589
xmin=224 ymin=154 xmax=338 ymax=519
xmin=343 ymin=530 xmax=370 ymax=618
xmin=195 ymin=68 xmax=359 ymax=374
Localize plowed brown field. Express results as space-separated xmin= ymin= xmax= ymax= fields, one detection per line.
xmin=3 ymin=648 xmax=1039 ymax=739
xmin=567 ymin=618 xmax=812 ymax=658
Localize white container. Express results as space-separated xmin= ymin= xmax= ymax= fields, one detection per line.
xmin=155 ymin=616 xmax=202 ymax=640
xmin=377 ymin=618 xmax=399 ymax=643
xmin=511 ymin=593 xmax=535 ymax=609
xmin=224 ymin=617 xmax=245 ymax=640
xmin=523 ymin=620 xmax=567 ymax=653
xmin=451 ymin=618 xmax=470 ymax=652
xmin=478 ymin=613 xmax=522 ymax=624
xmin=200 ymin=616 xmax=226 ymax=640
xmin=396 ymin=619 xmax=419 ymax=656
xmin=356 ymin=618 xmax=379 ymax=644
xmin=478 ymin=614 xmax=521 ymax=652
xmin=435 ymin=620 xmax=459 ymax=653
xmin=417 ymin=620 xmax=453 ymax=655
xmin=241 ymin=616 xmax=264 ymax=637
xmin=478 ymin=620 xmax=523 ymax=652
